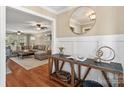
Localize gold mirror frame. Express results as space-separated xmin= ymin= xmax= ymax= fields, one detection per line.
xmin=69 ymin=6 xmax=96 ymax=35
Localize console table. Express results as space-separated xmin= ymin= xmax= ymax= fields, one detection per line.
xmin=48 ymin=54 xmax=124 ymax=87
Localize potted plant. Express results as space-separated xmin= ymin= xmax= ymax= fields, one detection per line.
xmin=58 ymin=47 xmax=64 ymax=55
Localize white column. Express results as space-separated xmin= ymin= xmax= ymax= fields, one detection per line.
xmin=50 ymin=20 xmax=56 ymax=74
xmin=51 ymin=19 xmax=57 ymax=54
xmin=0 ymin=6 xmax=6 ymax=87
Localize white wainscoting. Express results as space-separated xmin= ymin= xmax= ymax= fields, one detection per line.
xmin=56 ymin=34 xmax=124 ymax=86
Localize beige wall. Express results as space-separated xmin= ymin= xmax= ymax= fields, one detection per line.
xmin=23 ymin=6 xmax=124 ymax=38
xmin=56 ymin=6 xmax=124 ymax=37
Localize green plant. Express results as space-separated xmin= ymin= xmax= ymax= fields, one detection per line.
xmin=59 ymin=47 xmax=64 ymax=52
xmin=58 ymin=47 xmax=64 ymax=55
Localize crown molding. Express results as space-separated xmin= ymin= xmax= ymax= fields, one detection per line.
xmin=41 ymin=6 xmax=76 ymax=15
xmin=41 ymin=6 xmax=58 ymax=14
xmin=57 ymin=6 xmax=76 ymax=14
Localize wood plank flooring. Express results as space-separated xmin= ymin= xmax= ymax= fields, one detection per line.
xmin=6 ymin=59 xmax=64 ymax=87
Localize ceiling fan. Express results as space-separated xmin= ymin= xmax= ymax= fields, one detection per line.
xmin=36 ymin=23 xmax=48 ymax=30
xmin=27 ymin=21 xmax=50 ymax=31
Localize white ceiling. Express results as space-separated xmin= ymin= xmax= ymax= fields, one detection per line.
xmin=42 ymin=6 xmax=74 ymax=14
xmin=6 ymin=7 xmax=52 ymax=34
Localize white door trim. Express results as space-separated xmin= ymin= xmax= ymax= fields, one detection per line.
xmin=8 ymin=6 xmax=57 ymax=54
xmin=0 ymin=6 xmax=6 ymax=87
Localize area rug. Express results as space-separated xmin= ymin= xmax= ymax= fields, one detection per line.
xmin=10 ymin=57 xmax=48 ymax=70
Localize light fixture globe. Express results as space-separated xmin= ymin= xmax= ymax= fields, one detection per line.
xmin=89 ymin=13 xmax=96 ymax=20
xmin=17 ymin=31 xmax=21 ymax=35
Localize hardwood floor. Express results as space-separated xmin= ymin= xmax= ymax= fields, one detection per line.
xmin=6 ymin=59 xmax=64 ymax=87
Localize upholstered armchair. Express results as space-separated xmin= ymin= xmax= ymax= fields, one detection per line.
xmin=34 ymin=45 xmax=51 ymax=60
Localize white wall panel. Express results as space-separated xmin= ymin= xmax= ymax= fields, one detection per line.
xmin=56 ymin=34 xmax=124 ymax=86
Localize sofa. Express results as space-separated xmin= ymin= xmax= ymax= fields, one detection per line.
xmin=6 ymin=46 xmax=18 ymax=61
xmin=33 ymin=45 xmax=51 ymax=60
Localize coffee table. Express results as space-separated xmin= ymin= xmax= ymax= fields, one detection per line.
xmin=18 ymin=50 xmax=34 ymax=59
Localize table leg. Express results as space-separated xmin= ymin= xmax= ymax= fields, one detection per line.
xmin=48 ymin=57 xmax=53 ymax=78
xmin=56 ymin=59 xmax=59 ymax=72
xmin=78 ymin=65 xmax=81 ymax=81
xmin=82 ymin=68 xmax=91 ymax=81
xmin=118 ymin=73 xmax=124 ymax=87
xmin=59 ymin=61 xmax=65 ymax=71
xmin=54 ymin=59 xmax=59 ymax=73
xmin=70 ymin=63 xmax=75 ymax=86
xmin=101 ymin=71 xmax=112 ymax=87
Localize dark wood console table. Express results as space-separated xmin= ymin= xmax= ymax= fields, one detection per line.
xmin=48 ymin=54 xmax=124 ymax=87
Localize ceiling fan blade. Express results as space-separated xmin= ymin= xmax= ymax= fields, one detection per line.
xmin=41 ymin=27 xmax=48 ymax=29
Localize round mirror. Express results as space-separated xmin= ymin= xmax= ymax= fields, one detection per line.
xmin=69 ymin=7 xmax=96 ymax=35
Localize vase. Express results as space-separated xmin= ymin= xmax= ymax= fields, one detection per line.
xmin=59 ymin=50 xmax=64 ymax=55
